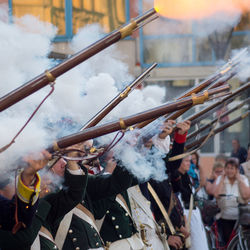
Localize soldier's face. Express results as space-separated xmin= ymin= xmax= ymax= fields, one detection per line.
xmin=179 ymin=156 xmax=191 ymax=173
xmin=51 ymin=158 xmax=66 ymax=177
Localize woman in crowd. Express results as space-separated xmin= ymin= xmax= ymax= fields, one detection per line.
xmin=241 ymin=144 xmax=250 ymax=183
xmin=178 ymin=155 xmax=209 ymax=250
xmin=213 ymin=158 xmax=249 ymax=245
xmin=205 ymin=161 xmax=225 ymax=200
xmin=188 ymin=152 xmax=206 ymax=197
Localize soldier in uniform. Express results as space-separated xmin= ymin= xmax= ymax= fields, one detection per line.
xmin=94 ymin=155 xmax=144 ymax=250
xmin=51 ymin=141 xmax=137 ymax=250
xmin=127 ymin=120 xmax=176 ymax=250
xmin=0 ymin=150 xmax=87 ymax=250
xmin=0 ymin=150 xmax=49 ymax=232
xmin=0 ymin=199 xmax=51 ymax=250
xmin=30 ymin=152 xmax=88 ymax=250
xmin=145 ymin=121 xmax=191 ymax=250
xmin=177 ymin=155 xmax=209 ymax=250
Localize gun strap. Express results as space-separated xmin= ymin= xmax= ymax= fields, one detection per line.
xmin=185 ymin=194 xmax=193 ymax=248
xmin=169 ymin=102 xmax=226 ymax=162
xmin=147 ymin=183 xmax=176 ymax=235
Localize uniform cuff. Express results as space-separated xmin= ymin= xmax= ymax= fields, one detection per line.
xmin=174 ymin=132 xmax=187 ymax=144
xmin=16 ymin=173 xmax=41 ymax=205
xmin=67 ymin=168 xmax=84 ymax=175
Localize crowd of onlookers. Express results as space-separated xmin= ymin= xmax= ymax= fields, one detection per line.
xmin=187 ymin=139 xmax=250 ymax=246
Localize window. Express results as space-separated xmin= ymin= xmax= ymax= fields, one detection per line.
xmin=139 ymin=0 xmax=250 ymax=67
xmin=10 ymin=0 xmax=129 ymax=41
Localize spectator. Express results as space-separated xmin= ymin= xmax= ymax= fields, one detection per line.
xmin=213 ymin=158 xmax=249 ymax=245
xmin=188 ymin=152 xmax=206 ymax=196
xmin=215 ymin=154 xmax=228 ymax=167
xmin=241 ymin=145 xmax=250 ymax=183
xmin=231 ymin=139 xmax=247 ymax=164
xmin=205 ymin=162 xmax=224 ymax=199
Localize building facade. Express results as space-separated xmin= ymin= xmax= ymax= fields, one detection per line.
xmin=4 ymin=0 xmax=250 ymax=157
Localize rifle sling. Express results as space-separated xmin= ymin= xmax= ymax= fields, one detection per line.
xmin=147 ymin=183 xmax=176 ymax=235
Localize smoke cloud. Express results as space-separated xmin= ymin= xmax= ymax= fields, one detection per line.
xmin=0 ymin=11 xmax=166 ymax=181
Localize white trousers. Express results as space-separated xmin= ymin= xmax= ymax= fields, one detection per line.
xmin=184 ymin=208 xmax=209 ymax=250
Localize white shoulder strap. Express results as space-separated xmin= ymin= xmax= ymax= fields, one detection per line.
xmin=55 ymin=209 xmax=74 ymax=250
xmin=115 ymin=195 xmax=132 ymax=218
xmin=31 ymin=233 xmax=40 ymax=250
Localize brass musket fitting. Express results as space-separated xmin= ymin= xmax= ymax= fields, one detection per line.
xmin=192 ymin=90 xmax=209 ymax=105
xmin=120 ymin=21 xmax=138 ymax=39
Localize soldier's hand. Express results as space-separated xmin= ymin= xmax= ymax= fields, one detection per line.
xmin=180 ymin=225 xmax=190 ymax=238
xmin=22 ymin=150 xmax=51 ymax=186
xmin=159 ymin=120 xmax=176 ymax=139
xmin=176 ymin=120 xmax=191 ymax=135
xmin=167 ymin=235 xmax=183 ymax=249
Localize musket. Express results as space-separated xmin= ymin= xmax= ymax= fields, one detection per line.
xmin=0 ymin=8 xmax=158 ymax=112
xmin=47 ymin=85 xmax=230 ymax=152
xmin=135 ymin=49 xmax=246 ymax=129
xmin=80 ymin=63 xmax=157 ymax=130
xmin=185 ymin=111 xmax=249 ymax=151
xmin=187 ymin=82 xmax=250 ymax=126
xmin=186 ymin=97 xmax=250 ymax=141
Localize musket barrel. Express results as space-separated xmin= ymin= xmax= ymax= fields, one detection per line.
xmin=47 ymin=86 xmax=229 ymax=152
xmin=0 ymin=9 xmax=158 ymax=112
xmin=185 ymin=111 xmax=250 ymax=150
xmin=80 ymin=63 xmax=157 ymax=130
xmin=188 ymin=82 xmax=250 ymax=126
xmin=187 ymin=97 xmax=250 ymax=141
xmin=135 ymin=57 xmax=240 ymax=129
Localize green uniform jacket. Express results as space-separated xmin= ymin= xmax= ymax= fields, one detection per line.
xmin=0 ymin=199 xmax=51 ymax=250
xmin=0 ymin=168 xmax=87 ymax=250
xmin=52 ymin=165 xmax=135 ymax=250
xmin=97 ymin=190 xmax=137 ymax=244
xmin=40 ymin=168 xmax=88 ymax=250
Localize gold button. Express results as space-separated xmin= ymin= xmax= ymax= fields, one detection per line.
xmin=115 ymin=225 xmax=119 ymax=229
xmin=112 ymin=216 xmax=116 ymax=221
xmin=119 ymin=234 xmax=122 ymax=238
xmin=69 ymin=229 xmax=73 ymax=234
xmin=72 ymin=238 xmax=77 ymax=242
xmin=125 ymin=213 xmax=129 ymax=216
xmin=75 ymin=247 xmax=80 ymax=250
xmin=96 ymin=242 xmax=99 ymax=246
xmin=106 ymin=210 xmax=110 ymax=214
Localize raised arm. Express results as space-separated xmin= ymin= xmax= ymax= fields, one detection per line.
xmin=236 ymin=173 xmax=250 ymax=200
xmin=213 ymin=175 xmax=225 ymax=198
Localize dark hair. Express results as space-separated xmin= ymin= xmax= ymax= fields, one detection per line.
xmin=191 ymin=152 xmax=200 ymax=169
xmin=225 ymin=158 xmax=239 ymax=169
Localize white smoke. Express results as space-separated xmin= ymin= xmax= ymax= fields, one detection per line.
xmin=112 ymin=128 xmax=168 ymax=181
xmin=0 ymin=13 xmax=166 ymax=181
xmin=232 ymin=48 xmax=250 ymax=82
